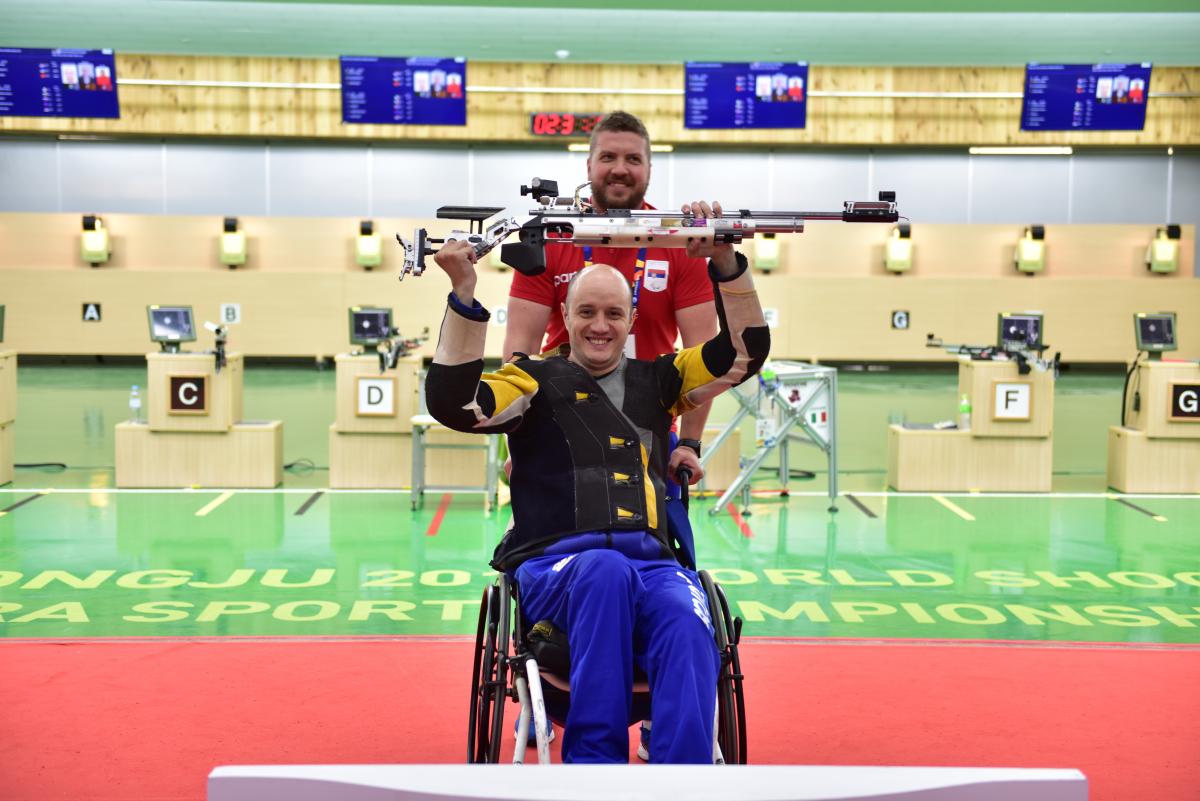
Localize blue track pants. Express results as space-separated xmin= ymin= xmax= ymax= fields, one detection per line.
xmin=515 ymin=544 xmax=720 ymax=764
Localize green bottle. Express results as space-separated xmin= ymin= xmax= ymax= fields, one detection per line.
xmin=958 ymin=394 xmax=972 ymax=431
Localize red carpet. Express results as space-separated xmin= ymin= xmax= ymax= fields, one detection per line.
xmin=1 ymin=638 xmax=1197 ymax=800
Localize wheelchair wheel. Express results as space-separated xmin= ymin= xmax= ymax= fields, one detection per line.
xmin=699 ymin=570 xmax=748 ymax=764
xmin=467 ymin=581 xmax=512 ymax=763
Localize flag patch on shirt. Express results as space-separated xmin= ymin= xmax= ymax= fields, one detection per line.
xmin=643 ymin=260 xmax=669 ymax=293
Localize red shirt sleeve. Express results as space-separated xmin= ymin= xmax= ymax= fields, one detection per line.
xmin=670 ymin=251 xmax=715 ymax=311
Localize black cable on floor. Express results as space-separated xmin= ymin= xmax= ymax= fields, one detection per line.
xmin=283 ymin=459 xmax=325 ymax=473
xmin=753 ymin=466 xmax=816 ymax=480
xmin=15 ymin=462 xmax=68 ymax=471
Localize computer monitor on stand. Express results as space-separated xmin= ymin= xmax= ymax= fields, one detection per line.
xmin=147 ymin=305 xmax=197 ymax=353
xmin=348 ymin=306 xmax=393 ymax=352
xmin=997 ymin=312 xmax=1044 ymax=354
xmin=1134 ymin=312 xmax=1176 ymax=360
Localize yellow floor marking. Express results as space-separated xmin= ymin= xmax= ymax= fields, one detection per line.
xmin=195 ymin=491 xmax=235 ymax=517
xmin=932 ymin=494 xmax=975 ymax=521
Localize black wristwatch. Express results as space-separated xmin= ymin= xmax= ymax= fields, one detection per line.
xmin=676 ymin=438 xmax=702 ymax=458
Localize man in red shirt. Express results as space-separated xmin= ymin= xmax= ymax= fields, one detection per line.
xmin=503 ymin=111 xmax=717 ymax=484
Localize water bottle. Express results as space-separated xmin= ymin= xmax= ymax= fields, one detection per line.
xmin=129 ymin=384 xmax=143 ymax=423
xmin=958 ymin=394 xmax=972 ymax=431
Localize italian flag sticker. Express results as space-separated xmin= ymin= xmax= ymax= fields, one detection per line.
xmin=809 ymin=409 xmax=828 ymax=424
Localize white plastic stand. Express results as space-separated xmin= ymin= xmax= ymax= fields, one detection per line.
xmin=208 ymin=764 xmax=1086 ymax=801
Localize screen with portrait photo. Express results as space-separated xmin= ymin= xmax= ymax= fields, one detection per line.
xmin=0 ymin=48 xmax=120 ymax=119
xmin=685 ymin=62 xmax=807 ymax=129
xmin=340 ymin=56 xmax=466 ymax=125
xmin=1021 ymin=63 xmax=1152 ymax=131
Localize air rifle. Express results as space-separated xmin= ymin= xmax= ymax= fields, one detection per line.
xmin=376 ymin=326 xmax=430 ymax=373
xmin=397 ymin=178 xmax=900 ymax=279
xmin=925 ymin=333 xmax=1059 ymax=377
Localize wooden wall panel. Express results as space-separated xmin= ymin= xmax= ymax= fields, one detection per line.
xmin=772 ymin=276 xmax=1200 ymax=364
xmin=3 ymin=213 xmax=1191 ymax=278
xmin=0 ymin=212 xmax=1195 ymax=362
xmin=2 ymin=268 xmax=1196 ymax=363
xmin=1 ymin=56 xmax=1196 ymax=145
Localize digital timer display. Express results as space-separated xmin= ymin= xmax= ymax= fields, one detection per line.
xmin=529 ymin=112 xmax=603 ymax=137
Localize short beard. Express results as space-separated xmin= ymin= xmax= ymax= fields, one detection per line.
xmin=591 ymin=181 xmax=646 ymax=211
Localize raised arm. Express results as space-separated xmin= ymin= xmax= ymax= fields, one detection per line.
xmin=503 ymin=296 xmax=552 ymax=360
xmin=424 ymin=240 xmax=539 ymax=435
xmin=671 ymin=299 xmax=718 ymax=478
xmin=666 ymin=201 xmax=769 ymax=417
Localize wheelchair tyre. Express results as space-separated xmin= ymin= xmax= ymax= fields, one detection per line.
xmin=716 ymin=582 xmax=748 ymax=763
xmin=700 ymin=570 xmax=747 ymax=765
xmin=467 ymin=582 xmax=511 ymax=763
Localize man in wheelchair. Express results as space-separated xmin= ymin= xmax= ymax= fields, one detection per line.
xmin=426 ymin=200 xmax=769 ymax=764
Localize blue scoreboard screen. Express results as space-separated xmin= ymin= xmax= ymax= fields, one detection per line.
xmin=685 ymin=62 xmax=808 ymax=130
xmin=0 ymin=48 xmax=119 ymax=119
xmin=1021 ymin=63 xmax=1151 ymax=131
xmin=340 ymin=56 xmax=466 ymax=125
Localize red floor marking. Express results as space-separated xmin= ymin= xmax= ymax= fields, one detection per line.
xmin=726 ymin=504 xmax=754 ymax=538
xmin=425 ymin=493 xmax=453 ymax=537
xmin=2 ymin=640 xmax=1197 ymax=801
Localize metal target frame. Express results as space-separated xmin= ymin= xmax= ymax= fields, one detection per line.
xmin=701 ymin=361 xmax=839 ymax=514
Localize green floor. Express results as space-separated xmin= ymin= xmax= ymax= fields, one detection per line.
xmin=2 ymin=364 xmax=1197 ymax=644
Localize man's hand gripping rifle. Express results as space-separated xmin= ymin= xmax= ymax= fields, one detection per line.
xmin=396 ymin=178 xmax=901 ymax=279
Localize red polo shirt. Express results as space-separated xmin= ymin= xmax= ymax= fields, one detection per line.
xmin=507 ymin=205 xmax=713 ymax=359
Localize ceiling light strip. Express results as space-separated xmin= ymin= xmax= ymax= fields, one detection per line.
xmin=568 ymin=143 xmax=673 ymax=152
xmin=969 ymin=146 xmax=1073 ymax=155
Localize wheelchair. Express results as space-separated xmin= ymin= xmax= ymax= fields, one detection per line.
xmin=467 ymin=566 xmax=746 ymax=765
xmin=467 ymin=459 xmax=746 ymax=765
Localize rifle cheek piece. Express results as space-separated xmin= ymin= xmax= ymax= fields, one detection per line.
xmin=500 ymin=222 xmax=548 ymax=276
